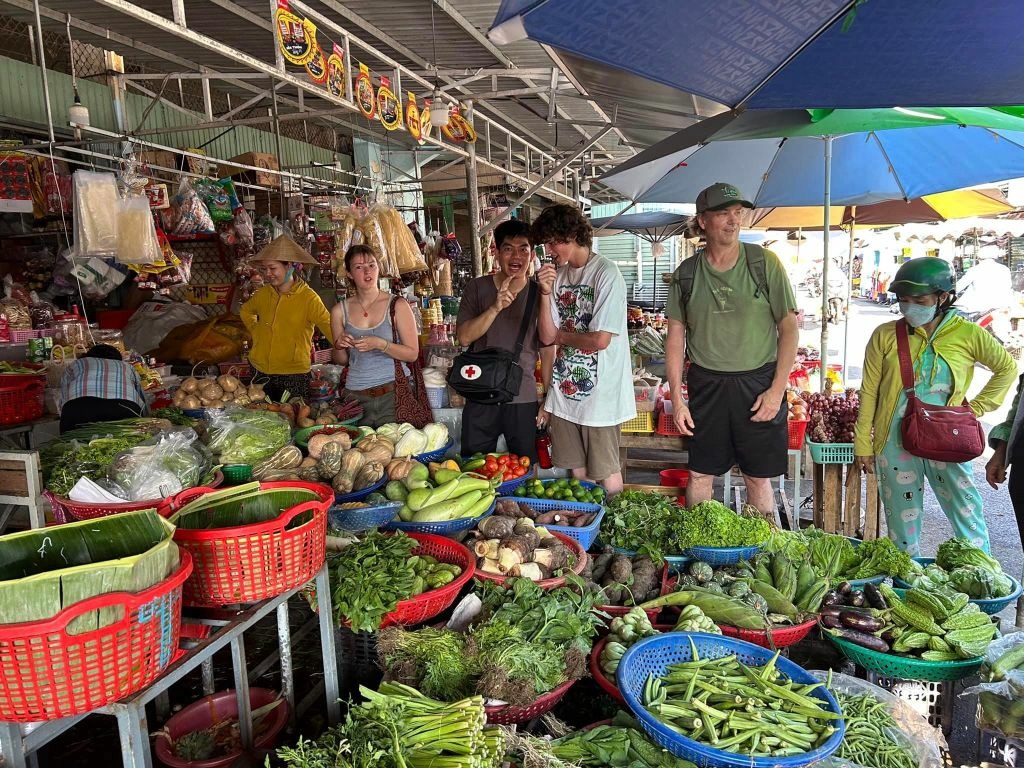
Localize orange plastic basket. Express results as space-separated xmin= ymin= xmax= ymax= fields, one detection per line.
xmin=473 ymin=531 xmax=588 ymax=591
xmin=171 ymin=481 xmax=331 ymax=607
xmin=0 ymin=550 xmax=192 ymax=722
xmin=375 ymin=533 xmax=475 ymax=628
xmin=787 ymin=418 xmax=809 ymax=450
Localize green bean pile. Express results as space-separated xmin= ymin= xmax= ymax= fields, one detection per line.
xmin=833 ymin=691 xmax=917 ymax=768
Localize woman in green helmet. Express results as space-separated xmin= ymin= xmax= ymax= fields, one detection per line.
xmin=853 ymin=256 xmax=1016 ymax=554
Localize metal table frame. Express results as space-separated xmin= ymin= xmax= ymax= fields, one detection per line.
xmin=0 ymin=564 xmax=340 ymax=768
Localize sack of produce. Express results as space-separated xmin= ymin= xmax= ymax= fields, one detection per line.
xmin=964 ymin=631 xmax=1024 ymax=739
xmin=107 ymin=427 xmax=213 ymax=501
xmin=154 ymin=313 xmax=250 ymax=365
xmin=0 ymin=509 xmax=178 ymax=631
xmin=205 ymin=406 xmax=291 ymax=466
xmin=811 ymin=671 xmax=945 ymax=768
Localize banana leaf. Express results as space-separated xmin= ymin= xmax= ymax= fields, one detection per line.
xmin=170 ymin=483 xmax=318 ymax=531
xmin=0 ymin=509 xmax=178 ymax=633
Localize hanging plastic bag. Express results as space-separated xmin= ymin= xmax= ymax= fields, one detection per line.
xmin=116 ymin=193 xmax=162 ymax=266
xmin=809 ymin=671 xmax=945 ymax=768
xmin=193 ymin=178 xmax=234 ymax=223
xmin=205 ymin=406 xmax=291 ymax=466
xmin=71 ymin=170 xmax=120 ymax=257
xmin=107 ymin=427 xmax=212 ymax=501
xmin=68 ymin=256 xmax=127 ymax=301
xmin=963 ymin=631 xmax=1024 ymax=739
xmin=162 ymin=178 xmax=215 ymax=235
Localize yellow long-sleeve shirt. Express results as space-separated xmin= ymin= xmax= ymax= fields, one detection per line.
xmin=240 ymin=280 xmax=333 ymax=374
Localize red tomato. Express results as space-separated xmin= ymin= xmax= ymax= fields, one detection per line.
xmin=503 ymin=470 xmax=515 ymax=481
xmin=513 ymin=465 xmax=526 ymax=478
xmin=497 ymin=455 xmax=510 ymax=466
xmin=484 ymin=459 xmax=498 ymax=473
xmin=519 ymin=456 xmax=531 ymax=468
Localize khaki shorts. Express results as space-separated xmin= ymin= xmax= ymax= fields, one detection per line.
xmin=548 ymin=414 xmax=622 ymax=482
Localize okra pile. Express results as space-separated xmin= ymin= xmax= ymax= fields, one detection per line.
xmin=822 ymin=582 xmax=997 ymax=660
xmin=640 ymin=640 xmax=839 ymax=758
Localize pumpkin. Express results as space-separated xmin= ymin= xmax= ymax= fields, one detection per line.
xmin=316 ymin=441 xmax=347 ymax=480
xmin=252 ymin=445 xmax=303 ymax=481
xmin=356 ymin=435 xmax=394 ymax=465
xmin=298 ymin=465 xmax=321 ymax=483
xmin=386 ymin=457 xmax=415 ymax=481
xmin=332 ymin=470 xmax=354 ymax=495
xmin=354 ymin=461 xmax=385 ymax=490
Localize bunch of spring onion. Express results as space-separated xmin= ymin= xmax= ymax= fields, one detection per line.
xmin=348 ymin=683 xmax=503 ymax=768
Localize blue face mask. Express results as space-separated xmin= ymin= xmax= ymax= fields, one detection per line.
xmin=899 ymin=301 xmax=937 ymax=328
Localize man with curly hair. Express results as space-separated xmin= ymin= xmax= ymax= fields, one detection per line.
xmin=531 ymin=204 xmax=635 ymax=493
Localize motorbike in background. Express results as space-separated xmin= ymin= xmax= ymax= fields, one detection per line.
xmin=962 ymin=307 xmax=1012 ymax=345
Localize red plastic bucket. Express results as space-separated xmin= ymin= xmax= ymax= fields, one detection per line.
xmin=153 ymin=688 xmax=289 ymax=768
xmin=659 ymin=468 xmax=689 ymax=503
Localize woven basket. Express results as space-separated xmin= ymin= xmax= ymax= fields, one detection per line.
xmin=485 ymin=678 xmax=577 ymax=725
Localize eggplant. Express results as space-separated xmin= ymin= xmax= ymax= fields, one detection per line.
xmin=820 ymin=614 xmax=842 ymax=629
xmin=821 ymin=590 xmax=842 ymax=608
xmin=880 ymin=627 xmax=901 ymax=643
xmin=836 ymin=581 xmax=853 ymax=596
xmin=819 ymin=606 xmax=843 ymax=621
xmin=832 ymin=628 xmax=890 ymax=653
xmin=865 ymin=583 xmax=888 ymax=610
xmin=840 ymin=612 xmax=883 ymax=633
xmin=848 ymin=590 xmax=866 ymax=608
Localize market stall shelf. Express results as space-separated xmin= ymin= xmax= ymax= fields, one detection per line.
xmin=0 ymin=563 xmax=341 ymax=768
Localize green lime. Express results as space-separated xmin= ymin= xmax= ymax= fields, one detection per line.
xmin=514 ymin=486 xmax=527 ymax=497
xmin=545 ymin=488 xmax=557 ymax=499
xmin=569 ymin=479 xmax=582 ymax=488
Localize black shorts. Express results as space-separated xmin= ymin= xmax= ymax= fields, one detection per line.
xmin=687 ymin=362 xmax=787 ymax=478
xmin=461 ymin=400 xmax=539 ymax=461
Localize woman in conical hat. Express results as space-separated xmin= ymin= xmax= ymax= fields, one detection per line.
xmin=240 ymin=235 xmax=333 ymax=401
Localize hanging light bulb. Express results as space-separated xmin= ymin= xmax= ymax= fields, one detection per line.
xmin=580 ymin=178 xmax=591 ymax=193
xmin=429 ymin=89 xmax=449 ymax=128
xmin=68 ymin=87 xmax=90 ymax=127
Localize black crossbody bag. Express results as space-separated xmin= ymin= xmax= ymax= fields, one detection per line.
xmin=447 ymin=281 xmax=537 ymax=405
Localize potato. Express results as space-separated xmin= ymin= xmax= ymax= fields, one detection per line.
xmin=200 ymin=382 xmax=224 ymax=400
xmin=217 ymin=374 xmax=241 ymax=393
xmin=181 ymin=376 xmax=200 ymax=394
xmin=172 ymin=389 xmax=187 ymax=406
xmin=183 ymin=395 xmax=201 ymax=409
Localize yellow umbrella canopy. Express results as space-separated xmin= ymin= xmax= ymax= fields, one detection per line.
xmin=751 ymin=188 xmax=1013 ymax=229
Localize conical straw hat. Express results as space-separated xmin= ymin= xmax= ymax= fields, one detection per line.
xmin=251 ymin=235 xmax=318 ymax=265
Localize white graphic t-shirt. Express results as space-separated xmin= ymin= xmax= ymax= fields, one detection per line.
xmin=545 ymin=253 xmax=636 ymax=427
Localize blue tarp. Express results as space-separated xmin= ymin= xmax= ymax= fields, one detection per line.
xmin=490 ymin=0 xmax=1024 ymax=109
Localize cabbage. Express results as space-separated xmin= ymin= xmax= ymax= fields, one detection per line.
xmin=422 ymin=423 xmax=449 ymax=451
xmin=948 ymin=565 xmax=997 ymax=599
xmin=936 ymin=537 xmax=1004 ymax=574
xmin=394 ymin=429 xmax=428 ymax=457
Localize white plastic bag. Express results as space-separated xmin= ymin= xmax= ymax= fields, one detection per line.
xmin=115 ymin=194 xmax=162 ymax=266
xmin=72 ymin=170 xmax=120 ymax=257
xmin=122 ymin=299 xmax=207 ymax=355
xmin=809 ymin=670 xmax=945 ymax=768
xmin=107 ymin=427 xmax=211 ymax=501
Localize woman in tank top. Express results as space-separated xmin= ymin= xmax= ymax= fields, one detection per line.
xmin=331 ymin=244 xmax=419 ymax=427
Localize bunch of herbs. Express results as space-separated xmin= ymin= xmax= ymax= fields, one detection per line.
xmin=328 ymin=530 xmax=418 ymax=632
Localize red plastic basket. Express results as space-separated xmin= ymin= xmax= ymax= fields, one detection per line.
xmin=473 ymin=531 xmax=588 ymax=590
xmin=47 ymin=472 xmax=224 ymax=524
xmin=0 ymin=377 xmax=44 ymax=426
xmin=589 ymin=635 xmax=625 ymax=704
xmin=787 ymin=417 xmax=809 ymax=450
xmin=0 ymin=550 xmax=192 ymax=722
xmin=485 ymin=678 xmax=577 ymax=725
xmin=718 ymin=618 xmax=818 ymax=649
xmin=597 ymin=604 xmax=661 ymax=632
xmin=656 ymin=410 xmax=683 ymax=436
xmin=171 ymin=481 xmax=331 ymax=607
xmin=375 ymin=533 xmax=475 ymax=628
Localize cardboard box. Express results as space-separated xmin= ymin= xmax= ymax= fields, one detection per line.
xmin=220 ymin=152 xmax=281 ymax=188
xmin=135 ymin=150 xmax=178 ymax=172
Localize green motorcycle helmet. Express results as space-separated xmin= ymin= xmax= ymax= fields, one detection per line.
xmin=889 ymin=257 xmax=956 ymax=297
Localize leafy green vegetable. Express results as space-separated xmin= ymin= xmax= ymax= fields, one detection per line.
xmin=806 ymin=530 xmax=859 ymax=582
xmin=848 ymin=536 xmax=914 ymax=579
xmin=673 ymin=500 xmax=771 ymax=549
xmin=937 ymin=537 xmax=1004 ymax=574
xmin=948 ymin=564 xmax=1012 ymax=599
xmin=600 ymin=490 xmax=679 ymax=562
xmin=205 ymin=407 xmax=290 ymax=465
xmin=376 ymin=626 xmax=476 ymax=701
xmin=44 ymin=436 xmax=144 ymax=496
xmin=328 ymin=531 xmax=418 ymax=632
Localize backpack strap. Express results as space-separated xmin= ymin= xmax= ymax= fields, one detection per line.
xmin=676 ymin=243 xmax=771 ymax=307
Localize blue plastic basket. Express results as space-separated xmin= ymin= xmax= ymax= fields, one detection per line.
xmin=328 ymin=501 xmax=402 ymax=532
xmin=415 ymin=438 xmax=454 ymax=464
xmin=544 ymin=508 xmax=605 ymax=550
xmin=894 ymin=557 xmax=1022 ymax=615
xmin=617 ymin=633 xmax=845 ymax=768
xmin=334 ymin=476 xmax=387 ymax=504
xmin=683 ymin=544 xmax=761 ymax=567
xmin=382 ymin=499 xmax=496 ymax=536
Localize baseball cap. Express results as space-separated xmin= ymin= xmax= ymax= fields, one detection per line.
xmin=696 ymin=182 xmax=754 ymax=214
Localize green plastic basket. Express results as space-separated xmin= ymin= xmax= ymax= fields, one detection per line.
xmin=824 ymin=630 xmax=985 ymax=682
xmin=221 ymin=464 xmax=252 ymax=484
xmin=806 ymin=440 xmax=855 ymax=465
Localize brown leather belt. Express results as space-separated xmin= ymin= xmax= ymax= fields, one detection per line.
xmin=349 ymin=382 xmax=395 ymax=398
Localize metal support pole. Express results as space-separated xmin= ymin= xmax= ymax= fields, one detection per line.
xmin=842 ymin=209 xmax=856 ymax=379
xmin=31 ymin=0 xmax=55 ymax=142
xmin=230 ymin=634 xmax=254 ymax=750
xmin=276 ymin=601 xmax=295 ymax=722
xmin=315 ymin=564 xmax=342 ymax=726
xmin=270 ymin=78 xmax=288 ymax=218
xmin=465 ymin=104 xmax=484 ymax=277
xmin=819 ymin=136 xmax=833 ymax=392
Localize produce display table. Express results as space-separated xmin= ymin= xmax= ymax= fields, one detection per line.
xmin=0 ymin=563 xmax=340 ymax=768
xmin=617 ymin=433 xmax=804 ymax=504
